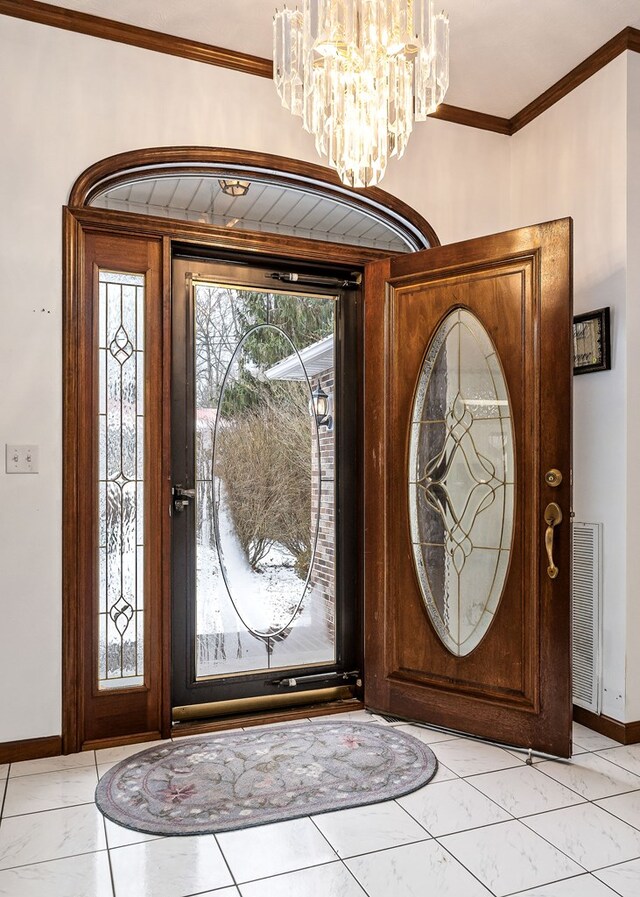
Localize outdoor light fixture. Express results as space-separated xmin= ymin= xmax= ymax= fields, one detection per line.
xmin=310 ymin=385 xmax=333 ymax=430
xmin=273 ymin=1 xmax=450 ymax=188
xmin=218 ymin=179 xmax=251 ymax=197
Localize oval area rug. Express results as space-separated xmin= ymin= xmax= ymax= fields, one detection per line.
xmin=95 ymin=720 xmax=438 ymax=835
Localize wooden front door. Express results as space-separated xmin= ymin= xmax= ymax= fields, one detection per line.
xmin=364 ymin=220 xmax=573 ymax=757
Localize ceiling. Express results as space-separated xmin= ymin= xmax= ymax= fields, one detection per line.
xmin=38 ymin=1 xmax=640 ymax=117
xmin=92 ymin=176 xmax=410 ymax=252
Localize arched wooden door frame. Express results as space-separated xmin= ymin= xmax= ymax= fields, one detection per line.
xmin=68 ymin=146 xmax=439 ymax=251
xmin=63 ymin=148 xmax=439 ymax=753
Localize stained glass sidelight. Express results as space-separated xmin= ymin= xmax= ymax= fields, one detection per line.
xmin=98 ymin=271 xmax=145 ymax=689
xmin=409 ymin=308 xmax=515 ymax=657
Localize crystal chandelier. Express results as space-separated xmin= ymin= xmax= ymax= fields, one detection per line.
xmin=273 ymin=1 xmax=449 ymax=188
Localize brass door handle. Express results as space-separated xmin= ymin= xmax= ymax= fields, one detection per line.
xmin=544 ymin=502 xmax=563 ymax=579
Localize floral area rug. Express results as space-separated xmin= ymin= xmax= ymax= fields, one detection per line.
xmin=95 ymin=720 xmax=437 ymax=835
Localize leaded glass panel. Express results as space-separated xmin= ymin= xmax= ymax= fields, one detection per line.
xmin=98 ymin=271 xmax=145 ymax=689
xmin=409 ymin=308 xmax=515 ymax=656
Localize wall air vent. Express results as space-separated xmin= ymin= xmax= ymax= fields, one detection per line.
xmin=572 ymin=522 xmax=602 ymax=713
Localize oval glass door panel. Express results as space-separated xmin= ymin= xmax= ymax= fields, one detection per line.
xmin=193 ymin=282 xmax=336 ymax=679
xmin=213 ymin=324 xmax=320 ymax=641
xmin=408 ymin=308 xmax=515 ymax=656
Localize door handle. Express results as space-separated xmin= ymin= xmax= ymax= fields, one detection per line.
xmin=173 ymin=485 xmax=196 ymax=512
xmin=544 ymin=502 xmax=563 ymax=579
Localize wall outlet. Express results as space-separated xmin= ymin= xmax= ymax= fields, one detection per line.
xmin=5 ymin=444 xmax=39 ymax=474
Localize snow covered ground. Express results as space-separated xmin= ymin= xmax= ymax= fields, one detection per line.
xmin=195 ymin=488 xmax=334 ymax=678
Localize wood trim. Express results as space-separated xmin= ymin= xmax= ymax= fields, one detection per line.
xmin=62 ymin=207 xmax=82 ymax=755
xmin=70 ymin=206 xmax=401 ymax=266
xmin=2 ymin=3 xmax=639 ymax=136
xmin=510 ymin=27 xmax=640 ymax=133
xmin=362 ymin=256 xmax=392 ymax=712
xmin=429 ymin=104 xmax=511 ymax=135
xmin=82 ymin=731 xmax=164 ymax=752
xmin=629 ymin=27 xmax=640 ymax=54
xmin=68 ymin=147 xmax=440 ymax=251
xmin=0 ymin=0 xmax=272 ymax=78
xmin=0 ymin=735 xmax=62 ymax=764
xmin=574 ymin=705 xmax=640 ymax=746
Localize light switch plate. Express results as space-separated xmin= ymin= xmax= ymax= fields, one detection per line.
xmin=5 ymin=444 xmax=39 ymax=474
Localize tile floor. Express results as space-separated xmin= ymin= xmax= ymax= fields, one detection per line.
xmin=0 ymin=714 xmax=639 ymax=896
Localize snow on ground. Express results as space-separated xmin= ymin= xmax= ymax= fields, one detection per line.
xmin=195 ymin=486 xmax=334 ymax=677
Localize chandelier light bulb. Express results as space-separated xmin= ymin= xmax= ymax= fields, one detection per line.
xmin=273 ymin=1 xmax=450 ymax=188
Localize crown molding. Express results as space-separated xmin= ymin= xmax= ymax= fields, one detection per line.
xmin=510 ymin=26 xmax=640 ymax=133
xmin=0 ymin=1 xmax=639 ymax=136
xmin=429 ymin=104 xmax=511 ymax=135
xmin=0 ymin=0 xmax=272 ymax=78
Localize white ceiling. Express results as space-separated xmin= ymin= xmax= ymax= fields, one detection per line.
xmin=92 ymin=176 xmax=409 ymax=252
xmin=45 ymin=1 xmax=640 ymax=117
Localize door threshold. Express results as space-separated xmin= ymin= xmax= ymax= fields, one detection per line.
xmin=173 ymin=685 xmax=355 ymax=722
xmin=171 ymin=696 xmax=364 ymax=738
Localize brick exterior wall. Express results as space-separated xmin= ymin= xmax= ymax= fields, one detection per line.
xmin=310 ymin=370 xmax=336 ymax=641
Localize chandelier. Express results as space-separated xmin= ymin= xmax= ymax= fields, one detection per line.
xmin=273 ymin=1 xmax=449 ymax=188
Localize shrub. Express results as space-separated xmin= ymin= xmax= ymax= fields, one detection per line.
xmin=215 ymin=385 xmax=313 ymax=575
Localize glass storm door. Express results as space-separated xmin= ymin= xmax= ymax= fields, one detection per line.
xmin=171 ymin=257 xmax=360 ymax=712
xmin=364 ymin=220 xmax=573 ymax=757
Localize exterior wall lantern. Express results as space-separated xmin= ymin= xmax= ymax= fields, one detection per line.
xmin=310 ymin=385 xmax=333 ymax=430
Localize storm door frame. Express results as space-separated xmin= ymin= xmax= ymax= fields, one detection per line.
xmin=170 ymin=253 xmax=361 ymax=716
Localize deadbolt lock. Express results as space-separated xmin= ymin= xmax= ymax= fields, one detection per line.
xmin=545 ymin=468 xmax=563 ymax=488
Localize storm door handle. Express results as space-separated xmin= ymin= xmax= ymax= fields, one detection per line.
xmin=173 ymin=486 xmax=196 ymax=512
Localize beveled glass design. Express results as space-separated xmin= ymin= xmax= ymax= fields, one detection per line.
xmin=409 ymin=308 xmax=515 ymax=656
xmin=194 ymin=285 xmax=336 ymax=678
xmin=98 ymin=271 xmax=145 ymax=689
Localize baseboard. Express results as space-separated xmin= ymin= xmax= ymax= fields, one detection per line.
xmin=0 ymin=735 xmax=62 ymax=764
xmin=573 ymin=705 xmax=640 ymax=745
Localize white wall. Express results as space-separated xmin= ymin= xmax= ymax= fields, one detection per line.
xmin=510 ymin=54 xmax=631 ymax=720
xmin=2 ymin=13 xmax=636 ymax=740
xmin=0 ymin=15 xmax=511 ymax=741
xmin=625 ymin=51 xmax=640 ymax=721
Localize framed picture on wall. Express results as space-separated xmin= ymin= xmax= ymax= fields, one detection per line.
xmin=573 ymin=307 xmax=611 ymax=375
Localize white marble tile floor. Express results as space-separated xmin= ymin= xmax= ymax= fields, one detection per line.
xmin=0 ymin=716 xmax=638 ymax=896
